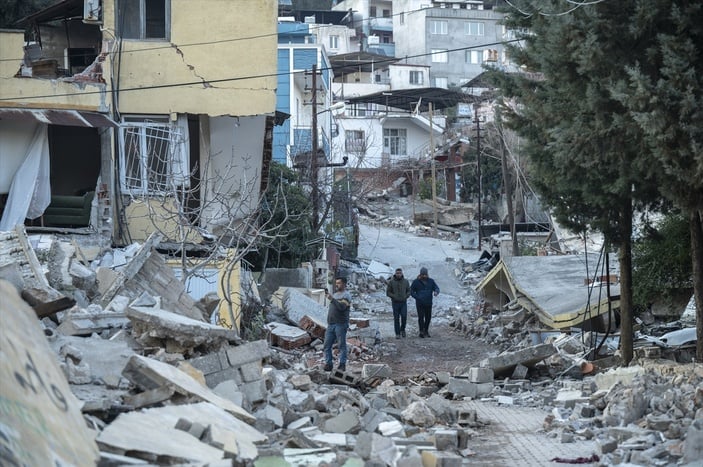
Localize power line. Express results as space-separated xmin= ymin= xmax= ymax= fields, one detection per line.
xmin=0 ymin=4 xmax=437 ymax=64
xmin=0 ymin=39 xmax=520 ymax=103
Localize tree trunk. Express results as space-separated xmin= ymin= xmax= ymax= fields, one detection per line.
xmin=618 ymin=198 xmax=634 ymax=365
xmin=500 ymin=126 xmax=519 ymax=256
xmin=691 ymin=209 xmax=703 ymax=362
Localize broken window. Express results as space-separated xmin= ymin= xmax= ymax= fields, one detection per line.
xmin=117 ymin=0 xmax=170 ymax=40
xmin=119 ymin=116 xmax=189 ymax=195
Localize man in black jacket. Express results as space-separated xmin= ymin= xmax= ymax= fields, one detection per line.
xmin=386 ymin=268 xmax=410 ymax=338
xmin=410 ymin=267 xmax=440 ymax=338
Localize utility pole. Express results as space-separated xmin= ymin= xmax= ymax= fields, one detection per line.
xmin=310 ymin=64 xmax=319 ymax=231
xmin=430 ymin=102 xmax=438 ymax=236
xmin=475 ymin=103 xmax=482 ymax=251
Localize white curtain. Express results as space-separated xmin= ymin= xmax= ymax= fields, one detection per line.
xmin=0 ymin=123 xmax=51 ymax=231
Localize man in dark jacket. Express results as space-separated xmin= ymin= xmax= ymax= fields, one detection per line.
xmin=323 ymin=277 xmax=352 ymax=372
xmin=410 ymin=267 xmax=439 ymax=338
xmin=386 ymin=268 xmax=411 ymax=338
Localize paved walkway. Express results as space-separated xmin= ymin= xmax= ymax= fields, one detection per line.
xmin=459 ymin=400 xmax=599 ymax=466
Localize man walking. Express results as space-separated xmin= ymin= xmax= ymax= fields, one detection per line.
xmin=386 ymin=268 xmax=410 ymax=339
xmin=410 ymin=267 xmax=439 ymax=338
xmin=323 ymin=277 xmax=352 ymax=372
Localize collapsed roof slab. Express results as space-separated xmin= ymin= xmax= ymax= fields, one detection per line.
xmin=475 ymin=253 xmax=620 ymax=330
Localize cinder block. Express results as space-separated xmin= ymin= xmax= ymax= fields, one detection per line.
xmin=467 ymin=367 xmax=493 ymax=383
xmin=238 ymin=361 xmax=263 ymax=382
xmin=226 ymin=340 xmax=271 ymax=367
xmin=433 ymin=429 xmax=458 ymax=450
xmin=188 ymin=352 xmax=225 ymax=375
xmin=240 ymin=379 xmax=267 ymax=403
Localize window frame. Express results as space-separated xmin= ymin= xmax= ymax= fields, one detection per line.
xmin=464 ymin=21 xmax=485 ymax=36
xmin=345 ymin=130 xmax=366 ymax=153
xmin=118 ymin=116 xmax=189 ymax=195
xmin=430 ymin=20 xmax=448 ymax=35
xmin=434 ymin=77 xmax=448 ymax=88
xmin=431 ymin=48 xmax=448 ymax=63
xmin=409 ymin=70 xmax=424 ymax=85
xmin=383 ymin=128 xmax=407 ymax=157
xmin=329 ymin=35 xmax=339 ymax=50
xmin=117 ymin=0 xmax=170 ymax=41
xmin=465 ymin=49 xmax=483 ymax=64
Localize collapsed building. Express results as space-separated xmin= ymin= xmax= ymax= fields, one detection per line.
xmin=1 ymin=221 xmax=701 ymax=466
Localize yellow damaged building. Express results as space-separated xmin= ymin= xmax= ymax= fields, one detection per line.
xmin=0 ymin=0 xmax=278 ymax=245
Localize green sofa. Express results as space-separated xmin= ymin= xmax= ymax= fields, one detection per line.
xmin=42 ymin=191 xmax=94 ymax=227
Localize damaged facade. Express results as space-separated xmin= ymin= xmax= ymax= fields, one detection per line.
xmin=0 ymin=0 xmax=278 ymax=247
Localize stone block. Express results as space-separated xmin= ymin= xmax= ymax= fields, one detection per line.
xmin=240 ymin=379 xmax=267 ymax=404
xmin=289 ymin=374 xmax=312 ymax=391
xmin=421 ymin=450 xmax=462 ymax=467
xmin=205 ymin=367 xmax=241 ymax=388
xmin=447 ymin=378 xmax=493 ymax=398
xmin=238 ymin=361 xmax=263 ymax=383
xmin=433 ymin=429 xmax=458 ymax=451
xmin=466 ymin=367 xmax=493 ymax=383
xmin=189 ymin=352 xmax=225 ymax=375
xmin=324 ymin=410 xmax=360 ymax=434
xmin=225 ymin=340 xmax=271 ymax=367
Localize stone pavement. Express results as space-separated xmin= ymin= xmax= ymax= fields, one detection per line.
xmin=460 ymin=400 xmax=599 ymax=466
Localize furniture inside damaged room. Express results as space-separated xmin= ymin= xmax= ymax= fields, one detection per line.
xmin=41 ymin=191 xmax=95 ymax=227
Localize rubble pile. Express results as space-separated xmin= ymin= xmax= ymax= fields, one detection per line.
xmin=1 ymin=222 xmax=701 ymax=466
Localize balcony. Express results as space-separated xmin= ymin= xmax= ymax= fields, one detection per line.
xmin=369 ymin=17 xmax=393 ymax=32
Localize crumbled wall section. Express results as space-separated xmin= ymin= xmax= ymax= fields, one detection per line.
xmin=0 ymin=227 xmax=49 ymax=288
xmin=127 ymin=253 xmax=201 ymax=321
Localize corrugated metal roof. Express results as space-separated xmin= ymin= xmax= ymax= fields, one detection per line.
xmin=0 ymin=108 xmax=117 ymax=127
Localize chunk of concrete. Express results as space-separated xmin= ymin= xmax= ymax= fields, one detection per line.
xmin=127 ymin=303 xmax=237 ymax=351
xmin=401 ymin=400 xmax=436 ymax=427
xmin=321 ymin=410 xmax=358 ymax=435
xmin=97 ymin=402 xmax=265 ymax=463
xmin=265 ymin=322 xmax=312 ymax=350
xmin=477 ymin=343 xmax=557 ymax=376
xmin=0 ymin=279 xmax=100 ymax=466
xmin=122 ymin=354 xmax=254 ymax=424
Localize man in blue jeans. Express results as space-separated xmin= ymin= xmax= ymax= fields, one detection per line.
xmin=323 ymin=277 xmax=352 ymax=372
xmin=410 ymin=267 xmax=440 ymax=338
xmin=386 ymin=268 xmax=410 ymax=338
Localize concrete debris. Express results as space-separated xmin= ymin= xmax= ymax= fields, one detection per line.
xmin=1 ymin=214 xmax=700 ymax=467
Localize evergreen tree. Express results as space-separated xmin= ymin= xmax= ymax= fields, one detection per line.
xmin=489 ymin=0 xmax=663 ymax=363
xmin=616 ymin=1 xmax=703 ymax=361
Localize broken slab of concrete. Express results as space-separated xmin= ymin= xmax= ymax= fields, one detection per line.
xmin=459 ymin=343 xmax=557 ymax=377
xmin=98 ymin=232 xmax=203 ymax=322
xmin=56 ymin=307 xmax=129 ymax=336
xmin=265 ymin=321 xmax=312 ymax=350
xmin=0 ymin=279 xmax=100 ymax=466
xmin=122 ymin=354 xmax=255 ymax=424
xmin=0 ymin=227 xmax=76 ymax=317
xmin=127 ymin=299 xmax=238 ymax=355
xmin=97 ymin=402 xmax=265 ymax=464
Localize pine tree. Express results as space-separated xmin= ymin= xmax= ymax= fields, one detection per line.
xmin=617 ymin=1 xmax=703 ymax=361
xmin=489 ymin=0 xmax=663 ymax=363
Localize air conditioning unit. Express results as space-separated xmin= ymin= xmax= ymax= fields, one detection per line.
xmin=83 ymin=0 xmax=102 ymax=24
xmin=304 ymin=15 xmax=316 ymax=24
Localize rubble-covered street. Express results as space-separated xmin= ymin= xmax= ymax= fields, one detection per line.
xmin=1 ymin=196 xmax=702 ymax=467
